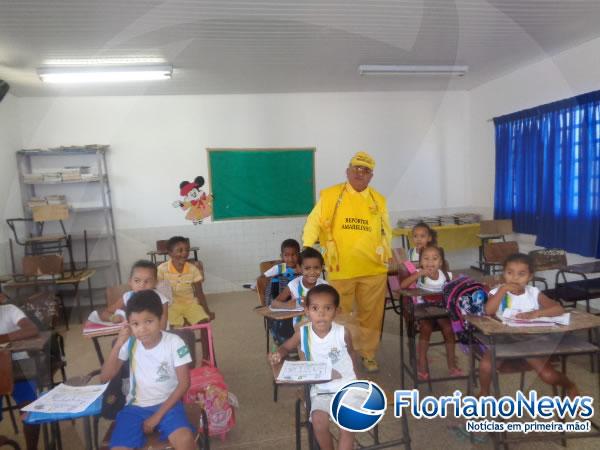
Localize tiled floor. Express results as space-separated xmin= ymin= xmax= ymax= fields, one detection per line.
xmin=2 ymin=291 xmax=600 ymax=449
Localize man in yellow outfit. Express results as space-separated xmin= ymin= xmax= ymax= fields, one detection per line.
xmin=303 ymin=151 xmax=391 ymax=372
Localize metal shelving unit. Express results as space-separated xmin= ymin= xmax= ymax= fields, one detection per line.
xmin=15 ymin=145 xmax=122 ymax=303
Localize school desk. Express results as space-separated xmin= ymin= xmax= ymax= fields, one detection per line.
xmin=255 ymin=305 xmax=305 ymax=353
xmin=84 ymin=322 xmax=216 ymax=369
xmin=393 ymin=223 xmax=481 ymax=252
xmin=3 ymin=269 xmax=96 ymax=325
xmin=466 ymin=311 xmax=600 ymax=449
xmin=270 ymin=361 xmax=411 ymax=450
xmin=23 ymin=392 xmax=100 ymax=450
xmin=4 ymin=332 xmax=54 ymax=446
xmin=82 ymin=326 xmax=119 ymax=365
xmin=395 ymin=287 xmax=470 ymax=392
xmin=553 ymin=260 xmax=600 ymax=308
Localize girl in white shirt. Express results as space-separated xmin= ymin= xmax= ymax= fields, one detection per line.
xmin=407 ymin=222 xmax=437 ymax=265
xmin=479 ymin=253 xmax=578 ymax=397
xmin=400 ymin=245 xmax=463 ymax=380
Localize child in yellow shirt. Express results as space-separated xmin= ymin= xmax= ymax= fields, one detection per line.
xmin=157 ymin=236 xmax=214 ymax=327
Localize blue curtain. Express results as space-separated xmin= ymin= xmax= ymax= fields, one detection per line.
xmin=494 ymin=91 xmax=600 ymax=257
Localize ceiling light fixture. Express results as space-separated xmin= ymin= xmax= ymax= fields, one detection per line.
xmin=37 ymin=64 xmax=173 ymax=83
xmin=358 ymin=65 xmax=468 ymax=76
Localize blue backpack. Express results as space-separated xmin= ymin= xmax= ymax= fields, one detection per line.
xmin=442 ymin=276 xmax=488 ymax=344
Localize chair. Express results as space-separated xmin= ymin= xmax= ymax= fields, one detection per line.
xmin=482 ymin=241 xmax=519 ymax=275
xmin=0 ymin=436 xmax=20 ymax=450
xmin=11 ymin=332 xmax=67 ymax=391
xmin=147 ymin=238 xmax=199 ymax=264
xmin=473 ymin=219 xmax=513 ymax=272
xmin=396 ymin=262 xmax=468 ymax=392
xmin=1 ymin=349 xmax=19 ymax=436
xmin=381 ymin=248 xmax=408 ymax=339
xmin=528 ymin=248 xmax=568 ymax=290
xmin=6 ymin=204 xmax=75 ymax=272
xmin=98 ymin=329 xmax=210 ymax=450
xmin=541 ymin=251 xmax=600 ymax=311
xmin=15 ymin=255 xmax=68 ymax=329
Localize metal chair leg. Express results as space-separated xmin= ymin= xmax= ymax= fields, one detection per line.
xmin=3 ymin=395 xmax=19 ymax=434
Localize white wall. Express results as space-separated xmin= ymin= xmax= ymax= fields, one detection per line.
xmin=14 ymin=90 xmax=475 ymax=292
xmin=469 ymin=35 xmax=600 ymax=209
xmin=469 ymin=34 xmax=600 ymax=279
xmin=0 ymin=93 xmax=23 ymax=275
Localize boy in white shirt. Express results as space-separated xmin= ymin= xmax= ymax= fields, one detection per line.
xmin=0 ymin=292 xmax=40 ymax=450
xmin=272 ymin=247 xmax=328 ymax=329
xmin=100 ymin=290 xmax=195 ymax=450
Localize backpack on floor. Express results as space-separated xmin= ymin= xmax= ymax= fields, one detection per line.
xmin=442 ymin=276 xmax=488 ymax=344
xmin=184 ymin=366 xmax=238 ymax=440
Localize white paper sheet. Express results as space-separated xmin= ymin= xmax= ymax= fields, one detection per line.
xmin=87 ymin=310 xmax=125 ymax=326
xmin=502 ymin=309 xmax=570 ymax=327
xmin=269 ymin=306 xmax=304 ymax=312
xmin=277 ymin=360 xmax=332 ymax=383
xmin=21 ymin=383 xmax=108 ymax=414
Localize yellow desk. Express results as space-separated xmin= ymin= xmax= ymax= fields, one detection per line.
xmin=393 ymin=223 xmax=481 ymax=252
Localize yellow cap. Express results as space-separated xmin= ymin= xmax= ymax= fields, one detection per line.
xmin=350 ymin=151 xmax=375 ymax=170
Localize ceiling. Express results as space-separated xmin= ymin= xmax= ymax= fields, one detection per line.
xmin=1 ymin=0 xmax=600 ymax=96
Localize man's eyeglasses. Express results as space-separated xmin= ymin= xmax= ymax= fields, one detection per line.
xmin=350 ymin=165 xmax=373 ymax=175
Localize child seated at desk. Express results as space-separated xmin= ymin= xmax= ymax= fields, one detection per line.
xmin=400 ymin=245 xmax=463 ymax=380
xmin=263 ymin=238 xmax=301 ymax=345
xmin=0 ymin=292 xmax=40 ymax=450
xmin=478 ymin=253 xmax=578 ymax=397
xmin=407 ymin=222 xmax=437 ymax=265
xmin=99 ymin=260 xmax=171 ymax=329
xmin=157 ymin=236 xmax=214 ymax=327
xmin=270 ymin=284 xmax=358 ymax=450
xmin=272 ymin=247 xmax=328 ymax=328
xmin=100 ymin=290 xmax=195 ymax=450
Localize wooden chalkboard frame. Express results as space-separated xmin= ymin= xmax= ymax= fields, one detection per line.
xmin=207 ymin=147 xmax=316 ymax=221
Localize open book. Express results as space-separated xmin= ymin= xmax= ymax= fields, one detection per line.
xmin=501 ymin=309 xmax=570 ymax=327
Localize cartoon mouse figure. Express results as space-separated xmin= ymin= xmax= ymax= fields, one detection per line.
xmin=173 ymin=176 xmax=213 ymax=225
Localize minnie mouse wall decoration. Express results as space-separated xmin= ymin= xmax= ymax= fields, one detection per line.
xmin=172 ymin=176 xmax=213 ymax=225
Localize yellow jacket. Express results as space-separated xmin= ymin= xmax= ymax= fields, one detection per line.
xmin=303 ymin=183 xmax=392 ymax=280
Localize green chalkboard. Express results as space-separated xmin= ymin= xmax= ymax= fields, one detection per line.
xmin=207 ymin=148 xmax=315 ymax=220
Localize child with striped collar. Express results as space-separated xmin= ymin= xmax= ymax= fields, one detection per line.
xmin=270 ymin=284 xmax=357 ymax=450
xmin=100 ymin=291 xmax=195 ymax=449
xmin=271 ymin=247 xmax=328 ymax=327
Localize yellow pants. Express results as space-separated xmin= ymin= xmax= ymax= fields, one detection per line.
xmin=329 ymin=273 xmax=387 ymax=359
xmin=169 ymin=301 xmax=208 ymax=327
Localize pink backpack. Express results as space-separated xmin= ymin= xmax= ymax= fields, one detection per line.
xmin=184 ymin=366 xmax=237 ymax=440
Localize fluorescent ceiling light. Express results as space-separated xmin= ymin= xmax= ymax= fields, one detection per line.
xmin=37 ymin=64 xmax=172 ymax=83
xmin=43 ymin=57 xmax=166 ymax=66
xmin=358 ymin=65 xmax=468 ymax=76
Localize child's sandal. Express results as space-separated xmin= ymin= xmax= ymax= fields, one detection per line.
xmin=449 ymin=367 xmax=465 ymax=377
xmin=417 ymin=371 xmax=430 ymax=381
